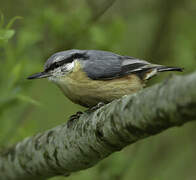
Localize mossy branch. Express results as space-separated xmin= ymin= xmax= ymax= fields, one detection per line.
xmin=0 ymin=72 xmax=196 ymax=180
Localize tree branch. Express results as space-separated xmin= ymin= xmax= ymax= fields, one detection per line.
xmin=1 ymin=72 xmax=196 ymax=180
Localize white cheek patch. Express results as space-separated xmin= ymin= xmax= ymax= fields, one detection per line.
xmin=65 ymin=61 xmax=75 ymax=71
xmin=48 ymin=61 xmax=76 ymax=82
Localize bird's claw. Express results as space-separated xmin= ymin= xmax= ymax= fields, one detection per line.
xmin=69 ymin=111 xmax=83 ymax=121
xmin=68 ymin=102 xmax=105 ymax=123
xmin=85 ymin=102 xmax=105 ymax=113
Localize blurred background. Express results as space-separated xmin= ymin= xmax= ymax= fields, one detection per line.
xmin=0 ymin=0 xmax=196 ymax=179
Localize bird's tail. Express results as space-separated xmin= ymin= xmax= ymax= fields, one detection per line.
xmin=156 ymin=66 xmax=184 ymax=72
xmin=143 ymin=65 xmax=183 ymax=80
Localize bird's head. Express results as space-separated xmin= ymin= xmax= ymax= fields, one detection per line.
xmin=27 ymin=49 xmax=88 ymax=82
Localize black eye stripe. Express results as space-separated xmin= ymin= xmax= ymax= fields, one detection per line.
xmin=45 ymin=61 xmax=64 ymax=72
xmin=45 ymin=53 xmax=88 ymax=72
xmin=67 ymin=53 xmax=88 ymax=62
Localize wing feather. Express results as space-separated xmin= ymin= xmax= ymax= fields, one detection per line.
xmin=81 ymin=50 xmax=152 ymax=80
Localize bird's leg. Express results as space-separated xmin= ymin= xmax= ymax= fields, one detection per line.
xmin=68 ymin=102 xmax=105 ymax=123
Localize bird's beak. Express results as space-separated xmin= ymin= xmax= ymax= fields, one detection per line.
xmin=27 ymin=71 xmax=51 ymax=80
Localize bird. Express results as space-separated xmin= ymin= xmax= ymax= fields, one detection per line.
xmin=28 ymin=49 xmax=183 ymax=108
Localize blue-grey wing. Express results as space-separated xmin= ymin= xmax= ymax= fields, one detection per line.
xmin=81 ymin=50 xmax=151 ymax=80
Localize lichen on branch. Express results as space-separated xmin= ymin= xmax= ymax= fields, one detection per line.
xmin=0 ymin=72 xmax=196 ymax=180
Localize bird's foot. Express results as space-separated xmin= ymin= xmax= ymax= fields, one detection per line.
xmin=85 ymin=102 xmax=105 ymax=113
xmin=91 ymin=102 xmax=105 ymax=111
xmin=67 ymin=111 xmax=83 ymax=128
xmin=69 ymin=111 xmax=83 ymax=121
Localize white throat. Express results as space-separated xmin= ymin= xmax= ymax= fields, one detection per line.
xmin=48 ymin=60 xmax=76 ymax=82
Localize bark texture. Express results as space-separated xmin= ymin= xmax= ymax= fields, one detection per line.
xmin=0 ymin=72 xmax=196 ymax=180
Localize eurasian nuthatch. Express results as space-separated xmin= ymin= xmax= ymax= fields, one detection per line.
xmin=28 ymin=49 xmax=183 ymax=108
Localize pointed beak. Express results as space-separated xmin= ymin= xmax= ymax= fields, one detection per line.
xmin=27 ymin=71 xmax=51 ymax=80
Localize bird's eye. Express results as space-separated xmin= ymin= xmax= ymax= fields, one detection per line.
xmin=45 ymin=61 xmax=63 ymax=72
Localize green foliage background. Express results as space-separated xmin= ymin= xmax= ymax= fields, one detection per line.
xmin=0 ymin=0 xmax=196 ymax=179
